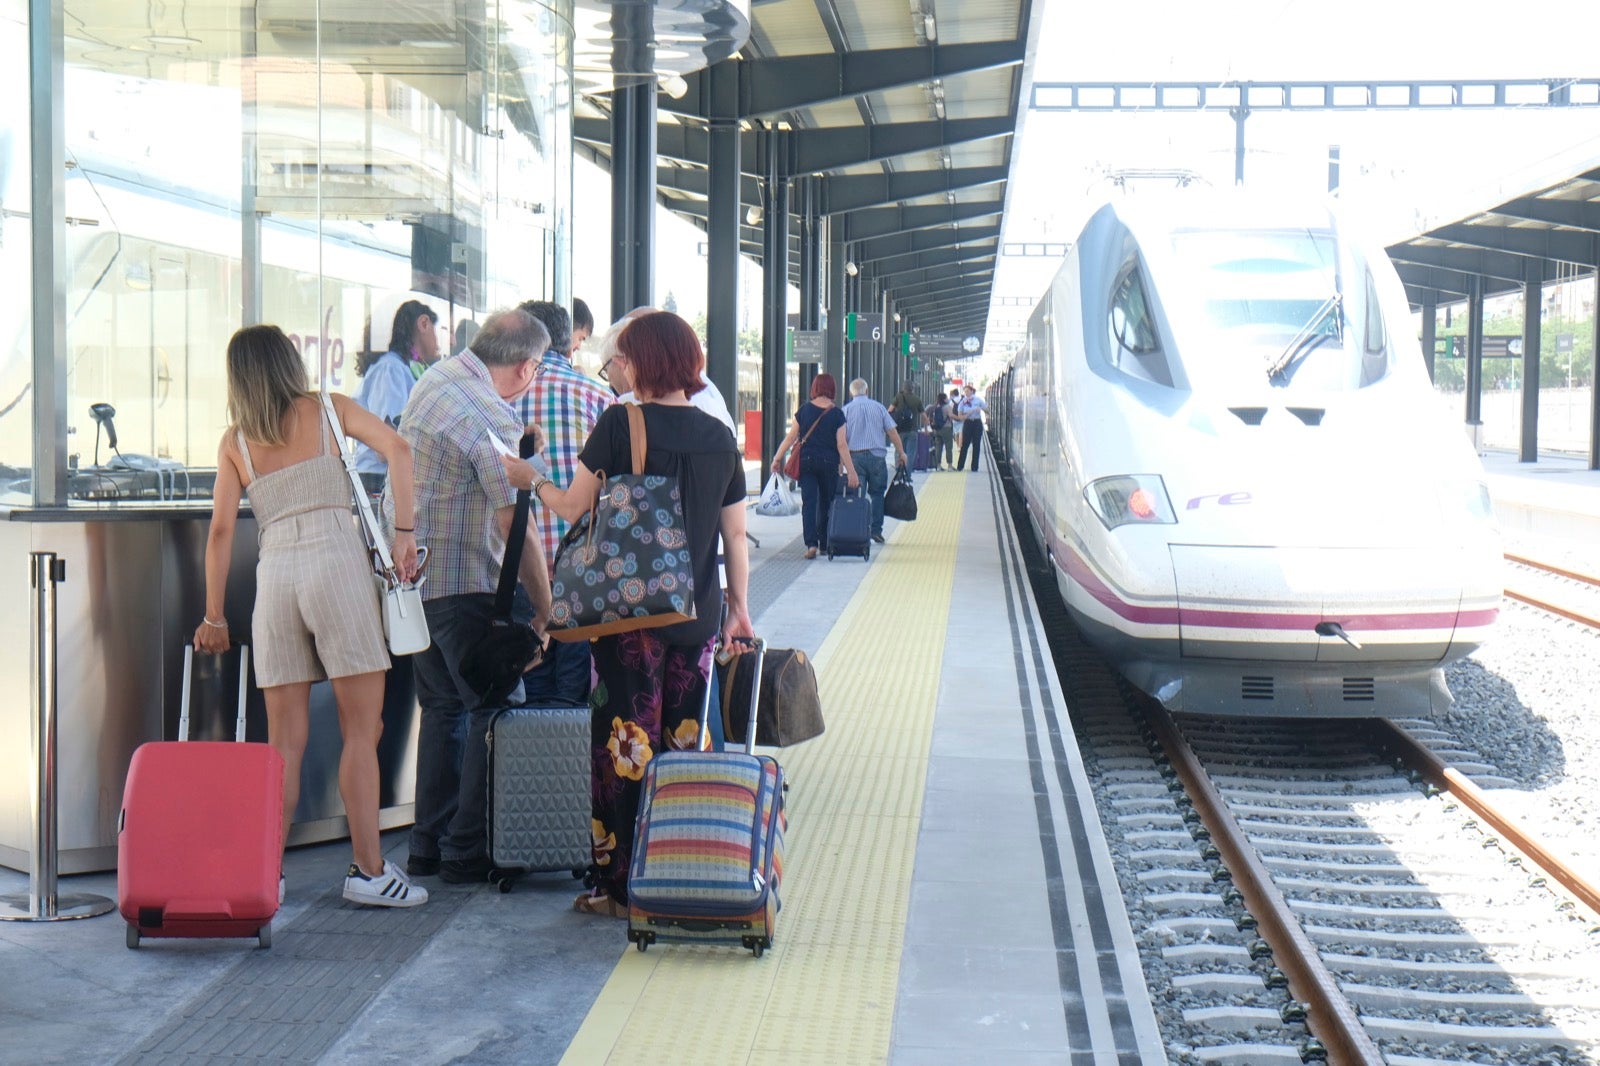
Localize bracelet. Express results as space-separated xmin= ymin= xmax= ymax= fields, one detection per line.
xmin=531 ymin=477 xmax=552 ymax=496
xmin=202 ymin=616 xmax=228 ymax=629
xmin=393 ymin=526 xmax=414 ymax=533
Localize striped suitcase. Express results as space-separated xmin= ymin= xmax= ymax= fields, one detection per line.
xmin=627 ymin=640 xmax=786 ymax=957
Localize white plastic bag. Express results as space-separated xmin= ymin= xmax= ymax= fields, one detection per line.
xmin=754 ymin=472 xmax=800 ymax=517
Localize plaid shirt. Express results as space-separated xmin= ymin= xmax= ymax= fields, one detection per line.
xmin=515 ymin=351 xmax=612 ymax=570
xmin=387 ymin=353 xmax=522 ymax=601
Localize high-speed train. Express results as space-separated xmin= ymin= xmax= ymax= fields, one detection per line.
xmin=990 ymin=194 xmax=1501 ymax=717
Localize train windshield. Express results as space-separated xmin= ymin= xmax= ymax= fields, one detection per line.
xmin=1166 ymin=228 xmax=1391 ymax=392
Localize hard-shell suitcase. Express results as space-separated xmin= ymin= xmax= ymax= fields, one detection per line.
xmin=913 ymin=431 xmax=932 ymax=472
xmin=486 ymin=702 xmax=592 ymax=890
xmin=826 ymin=483 xmax=871 ymax=561
xmin=628 ymin=639 xmax=786 ymax=958
xmin=118 ymin=646 xmax=283 ymax=950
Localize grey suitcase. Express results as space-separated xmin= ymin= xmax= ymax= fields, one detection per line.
xmin=486 ymin=703 xmax=591 ymax=891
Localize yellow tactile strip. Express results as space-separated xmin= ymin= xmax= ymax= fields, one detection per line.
xmin=561 ymin=474 xmax=968 ymax=1066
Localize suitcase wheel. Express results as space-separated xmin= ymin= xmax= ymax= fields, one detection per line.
xmin=827 ymin=550 xmax=834 ymax=561
xmin=570 ymin=867 xmax=585 ymax=880
xmin=125 ymin=924 xmax=140 ymax=950
xmin=862 ymin=546 xmax=870 ymax=561
xmin=741 ymin=935 xmax=769 ymax=959
xmin=257 ymin=923 xmax=272 ymax=949
xmin=630 ymin=929 xmax=655 ymax=953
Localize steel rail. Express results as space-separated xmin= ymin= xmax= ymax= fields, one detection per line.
xmin=1504 ymin=552 xmax=1600 ymax=587
xmin=1141 ymin=704 xmax=1385 ymax=1066
xmin=1500 ymin=588 xmax=1600 ymax=629
xmin=1368 ymin=719 xmax=1600 ymax=921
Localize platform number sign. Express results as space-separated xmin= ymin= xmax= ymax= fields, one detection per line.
xmin=846 ymin=313 xmax=884 ymax=343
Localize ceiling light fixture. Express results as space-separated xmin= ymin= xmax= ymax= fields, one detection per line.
xmin=924 ymin=15 xmax=937 ymax=41
xmin=746 ymin=205 xmax=764 ymax=225
xmin=845 ymin=261 xmax=859 ymax=276
xmin=658 ymin=73 xmax=689 ymax=99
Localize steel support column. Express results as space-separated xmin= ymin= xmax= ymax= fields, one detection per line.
xmin=1520 ymin=276 xmax=1541 ymax=462
xmin=29 ymin=0 xmax=66 ymax=506
xmin=825 ymin=220 xmax=846 ymax=381
xmin=1591 ymin=270 xmax=1600 ymax=470
xmin=610 ymin=78 xmax=657 ymax=320
xmin=760 ymin=128 xmax=791 ymax=469
xmin=796 ymin=176 xmax=821 ymax=400
xmin=1420 ymin=294 xmax=1437 ymax=382
xmin=706 ymin=60 xmax=740 ymax=426
xmin=1465 ymin=276 xmax=1484 ymax=428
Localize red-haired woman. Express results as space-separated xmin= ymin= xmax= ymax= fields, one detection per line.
xmin=500 ymin=310 xmax=753 ymax=917
xmin=771 ymin=373 xmax=859 ymax=559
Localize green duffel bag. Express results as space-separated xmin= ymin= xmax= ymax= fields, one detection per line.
xmin=718 ymin=646 xmax=825 ymax=748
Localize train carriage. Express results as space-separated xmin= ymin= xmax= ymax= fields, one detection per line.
xmin=993 ymin=194 xmax=1501 ymax=717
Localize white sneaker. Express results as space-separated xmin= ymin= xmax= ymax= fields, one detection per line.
xmin=343 ymin=860 xmax=428 ymax=908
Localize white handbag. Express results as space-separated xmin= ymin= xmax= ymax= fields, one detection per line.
xmin=320 ymin=393 xmax=431 ymax=656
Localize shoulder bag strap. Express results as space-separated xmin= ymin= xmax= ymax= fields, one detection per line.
xmin=793 ymin=405 xmax=822 ymax=453
xmin=321 ymin=392 xmax=395 ymax=574
xmin=490 ymin=430 xmax=538 ymax=622
xmin=625 ymin=402 xmax=647 ymax=475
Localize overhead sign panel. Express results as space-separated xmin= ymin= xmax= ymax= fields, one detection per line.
xmin=914 ymin=333 xmax=983 ymax=359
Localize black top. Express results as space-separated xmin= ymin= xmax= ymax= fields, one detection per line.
xmin=578 ymin=402 xmax=744 ymax=646
xmin=795 ymin=402 xmax=845 ymax=463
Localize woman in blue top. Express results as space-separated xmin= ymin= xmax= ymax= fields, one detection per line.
xmin=352 ymin=300 xmax=439 ymax=477
xmin=770 ymin=373 xmax=859 ymax=559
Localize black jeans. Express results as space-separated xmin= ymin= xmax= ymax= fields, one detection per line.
xmin=957 ymin=421 xmax=984 ymax=471
xmin=798 ymin=453 xmax=840 ymax=548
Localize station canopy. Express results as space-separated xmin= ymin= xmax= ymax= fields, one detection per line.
xmin=1388 ymin=165 xmax=1600 ymax=308
xmin=574 ymin=0 xmax=1034 ymax=338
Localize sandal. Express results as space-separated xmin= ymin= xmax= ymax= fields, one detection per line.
xmin=572 ymin=891 xmax=629 ymax=919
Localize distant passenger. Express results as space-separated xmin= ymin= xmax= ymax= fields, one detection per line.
xmin=352 ymin=299 xmax=440 ymax=482
xmin=843 ymin=378 xmax=909 ymax=545
xmin=888 ymin=379 xmax=924 ymax=444
xmin=771 ymin=373 xmax=858 ymax=559
xmin=513 ymin=299 xmax=610 ymax=704
xmin=452 ymin=318 xmax=479 ymax=359
xmin=571 ymin=297 xmax=595 ymax=351
xmin=195 ymin=324 xmax=427 ymax=908
xmin=927 ymin=393 xmax=955 ymax=470
xmin=954 ymin=385 xmax=989 ymax=472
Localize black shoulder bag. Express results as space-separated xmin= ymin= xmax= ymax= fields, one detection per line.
xmin=459 ymin=430 xmax=545 ymax=708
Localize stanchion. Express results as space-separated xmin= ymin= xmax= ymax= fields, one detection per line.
xmin=0 ymin=552 xmax=114 ymax=922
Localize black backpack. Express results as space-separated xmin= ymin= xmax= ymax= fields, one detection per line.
xmin=892 ymin=395 xmax=918 ymax=434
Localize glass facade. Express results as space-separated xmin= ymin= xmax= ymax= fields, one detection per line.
xmin=2 ymin=0 xmax=574 ymax=504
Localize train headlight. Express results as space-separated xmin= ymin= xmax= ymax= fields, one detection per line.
xmin=1085 ymin=475 xmax=1177 ymax=530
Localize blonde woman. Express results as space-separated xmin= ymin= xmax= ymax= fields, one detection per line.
xmin=194 ymin=324 xmax=427 ymax=908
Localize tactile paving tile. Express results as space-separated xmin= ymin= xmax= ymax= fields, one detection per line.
xmin=118 ymin=886 xmax=471 ymax=1064
xmin=562 ymin=475 xmax=967 ymax=1065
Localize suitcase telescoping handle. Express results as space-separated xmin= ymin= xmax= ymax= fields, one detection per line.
xmin=179 ymin=643 xmax=250 ymax=743
xmin=699 ymin=637 xmax=765 ymax=750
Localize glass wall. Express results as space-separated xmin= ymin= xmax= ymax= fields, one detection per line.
xmin=2 ymin=0 xmax=573 ymax=503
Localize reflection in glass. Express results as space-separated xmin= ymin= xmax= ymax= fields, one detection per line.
xmin=3 ymin=1 xmax=572 ymax=502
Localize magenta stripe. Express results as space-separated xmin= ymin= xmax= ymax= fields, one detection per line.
xmin=1048 ymin=533 xmax=1497 ymax=634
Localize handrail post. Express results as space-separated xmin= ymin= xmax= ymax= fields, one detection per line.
xmin=0 ymin=552 xmax=114 ymax=922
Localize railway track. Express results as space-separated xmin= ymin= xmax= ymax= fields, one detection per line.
xmin=1503 ymin=553 xmax=1600 ymax=629
xmin=996 ymin=459 xmax=1600 ymax=1065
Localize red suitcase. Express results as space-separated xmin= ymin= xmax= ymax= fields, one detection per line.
xmin=118 ymin=645 xmax=284 ymax=949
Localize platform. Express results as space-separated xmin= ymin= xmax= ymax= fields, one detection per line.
xmin=1478 ymin=448 xmax=1600 ymax=549
xmin=0 ymin=458 xmax=1164 ymax=1065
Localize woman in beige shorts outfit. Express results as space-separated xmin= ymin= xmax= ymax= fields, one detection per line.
xmin=195 ymin=324 xmax=427 ymax=908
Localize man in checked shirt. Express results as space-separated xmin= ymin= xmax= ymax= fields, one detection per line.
xmin=512 ymin=299 xmax=612 ymax=703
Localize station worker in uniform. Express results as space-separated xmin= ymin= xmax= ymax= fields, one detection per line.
xmin=195 ymin=324 xmax=427 ymax=908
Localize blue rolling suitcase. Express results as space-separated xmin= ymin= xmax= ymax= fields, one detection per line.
xmin=826 ymin=483 xmax=871 ymax=561
xmin=913 ymin=431 xmax=932 ymax=472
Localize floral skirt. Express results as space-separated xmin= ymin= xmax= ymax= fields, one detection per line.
xmin=587 ymin=629 xmax=714 ymax=902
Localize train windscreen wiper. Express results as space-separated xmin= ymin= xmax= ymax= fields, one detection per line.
xmin=1266 ymin=291 xmax=1343 ymax=384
